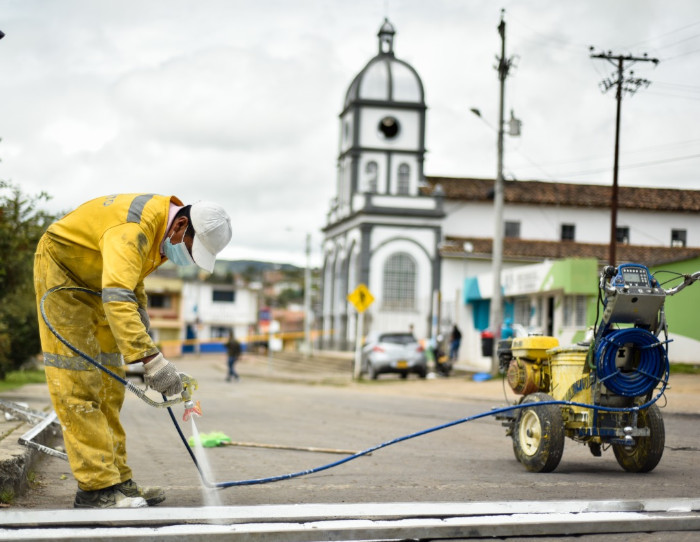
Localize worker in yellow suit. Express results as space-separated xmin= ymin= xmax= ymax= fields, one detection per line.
xmin=34 ymin=194 xmax=232 ymax=508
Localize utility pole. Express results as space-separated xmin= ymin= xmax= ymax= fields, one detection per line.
xmin=489 ymin=9 xmax=513 ymax=375
xmin=303 ymin=233 xmax=312 ymax=358
xmin=590 ymin=49 xmax=658 ymax=266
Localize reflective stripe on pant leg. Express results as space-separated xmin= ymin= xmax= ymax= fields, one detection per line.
xmin=96 ymin=324 xmax=132 ymax=484
xmin=45 ymin=366 xmax=122 ymax=491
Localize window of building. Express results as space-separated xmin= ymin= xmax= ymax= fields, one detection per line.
xmin=212 ymin=290 xmax=235 ymax=303
xmin=563 ymin=295 xmax=587 ymax=327
xmin=365 ymin=161 xmax=378 ymax=193
xmin=616 ymin=226 xmax=630 ymax=244
xmin=211 ymin=326 xmax=230 ymax=339
xmin=561 ymin=223 xmax=575 ymax=241
xmin=672 ymin=229 xmax=687 ymax=247
xmin=382 ymin=252 xmax=416 ymax=311
xmin=505 ymin=221 xmax=521 ymax=239
xmin=397 ymin=163 xmax=410 ymax=195
xmin=148 ymin=294 xmax=171 ymax=309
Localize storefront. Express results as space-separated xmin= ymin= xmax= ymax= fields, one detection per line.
xmin=461 ymin=258 xmax=599 ymax=370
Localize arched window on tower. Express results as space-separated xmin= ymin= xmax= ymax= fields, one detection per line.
xmin=398 ymin=163 xmax=410 ymax=195
xmin=382 ymin=252 xmax=416 ymax=311
xmin=365 ymin=161 xmax=378 ymax=193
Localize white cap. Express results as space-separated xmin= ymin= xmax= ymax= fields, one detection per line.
xmin=189 ymin=201 xmax=232 ymax=272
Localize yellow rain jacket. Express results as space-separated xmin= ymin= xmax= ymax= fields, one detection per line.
xmin=42 ymin=193 xmax=181 ymax=362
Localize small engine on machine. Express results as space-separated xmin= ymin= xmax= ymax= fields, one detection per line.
xmin=497 ymin=263 xmax=700 ymax=474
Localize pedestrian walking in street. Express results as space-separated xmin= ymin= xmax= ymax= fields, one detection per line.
xmin=226 ymin=329 xmax=242 ymax=382
xmin=34 ymin=194 xmax=232 ymax=509
xmin=449 ymin=324 xmax=462 ymax=361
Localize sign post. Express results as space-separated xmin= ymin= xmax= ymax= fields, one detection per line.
xmin=347 ymin=284 xmax=375 ymax=380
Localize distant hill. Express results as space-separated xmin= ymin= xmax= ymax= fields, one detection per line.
xmin=155 ymin=259 xmax=303 ymax=280
xmin=214 ymin=260 xmax=302 ymax=274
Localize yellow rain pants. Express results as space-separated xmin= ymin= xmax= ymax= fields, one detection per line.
xmin=34 ymin=194 xmax=180 ymax=491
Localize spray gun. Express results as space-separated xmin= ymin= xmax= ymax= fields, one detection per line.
xmin=180 ymin=373 xmax=202 ymax=422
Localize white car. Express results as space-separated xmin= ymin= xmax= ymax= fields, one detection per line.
xmin=362 ymin=332 xmax=428 ymax=380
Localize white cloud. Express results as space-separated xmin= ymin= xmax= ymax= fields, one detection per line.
xmin=2 ymin=0 xmax=700 ymax=267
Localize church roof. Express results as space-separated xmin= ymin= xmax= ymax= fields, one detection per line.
xmin=423 ymin=176 xmax=700 ymax=213
xmin=440 ymin=235 xmax=700 ymax=267
xmin=344 ymin=19 xmax=425 ymax=109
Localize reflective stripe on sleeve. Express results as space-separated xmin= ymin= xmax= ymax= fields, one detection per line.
xmin=102 ymin=287 xmax=138 ymax=304
xmin=126 ymin=194 xmax=155 ymax=224
xmin=44 ymin=352 xmax=124 ymax=370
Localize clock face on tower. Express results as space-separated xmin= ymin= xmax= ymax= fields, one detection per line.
xmin=378 ymin=116 xmax=400 ymax=139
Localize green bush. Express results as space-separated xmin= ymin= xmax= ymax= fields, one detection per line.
xmin=0 ymin=180 xmax=57 ymax=379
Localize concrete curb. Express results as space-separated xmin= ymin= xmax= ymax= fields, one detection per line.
xmin=0 ymin=414 xmax=58 ymax=503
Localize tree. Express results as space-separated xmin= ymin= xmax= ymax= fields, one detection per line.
xmin=0 ymin=181 xmax=57 ymax=378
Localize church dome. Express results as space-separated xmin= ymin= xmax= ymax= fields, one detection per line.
xmin=344 ymin=19 xmax=425 ymax=108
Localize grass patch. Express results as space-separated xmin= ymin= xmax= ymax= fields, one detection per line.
xmin=669 ymin=363 xmax=700 ymax=375
xmin=0 ymin=370 xmax=46 ymax=393
xmin=0 ymin=487 xmax=15 ymax=505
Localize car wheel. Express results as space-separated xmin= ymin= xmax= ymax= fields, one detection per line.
xmin=416 ymin=366 xmax=427 ymax=379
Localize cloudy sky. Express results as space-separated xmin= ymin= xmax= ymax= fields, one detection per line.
xmin=2 ymin=1 xmax=700 ymax=266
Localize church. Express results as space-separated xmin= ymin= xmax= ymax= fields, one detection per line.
xmin=320 ymin=19 xmax=700 ymax=369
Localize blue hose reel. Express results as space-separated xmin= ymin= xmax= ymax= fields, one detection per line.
xmin=595 ymin=263 xmax=669 ymax=397
xmin=595 ymin=328 xmax=668 ymax=397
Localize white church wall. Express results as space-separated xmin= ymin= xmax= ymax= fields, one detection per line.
xmin=442 ymin=200 xmax=700 ymax=247
xmin=366 ymin=231 xmax=434 ymax=339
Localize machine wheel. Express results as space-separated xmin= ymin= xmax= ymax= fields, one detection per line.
xmin=612 ymin=403 xmax=665 ymax=473
xmin=512 ymin=392 xmax=565 ymax=473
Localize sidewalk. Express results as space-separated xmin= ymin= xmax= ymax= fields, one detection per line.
xmin=2 ymin=353 xmax=700 ymax=504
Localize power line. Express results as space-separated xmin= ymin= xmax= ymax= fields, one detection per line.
xmin=590 ymin=48 xmax=659 ymax=266
xmin=662 ymin=46 xmax=700 ymax=61
xmin=623 ymin=20 xmax=700 ymax=50
xmin=551 ymin=152 xmax=700 ymax=178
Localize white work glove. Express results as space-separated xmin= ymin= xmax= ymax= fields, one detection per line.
xmin=143 ymin=353 xmax=184 ymax=396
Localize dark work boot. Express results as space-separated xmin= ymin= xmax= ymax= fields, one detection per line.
xmin=115 ymin=479 xmax=166 ymax=506
xmin=74 ymin=486 xmax=147 ymax=508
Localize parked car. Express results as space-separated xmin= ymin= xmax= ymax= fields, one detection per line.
xmin=362 ymin=332 xmax=427 ymax=380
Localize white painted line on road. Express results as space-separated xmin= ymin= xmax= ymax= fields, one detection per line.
xmin=2 ymin=510 xmax=700 ymax=541
xmin=3 ymin=498 xmax=700 ymax=527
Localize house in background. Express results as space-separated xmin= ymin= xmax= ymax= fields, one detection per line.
xmin=144 ymin=262 xmax=260 ymax=356
xmin=143 ymin=266 xmax=184 ymax=358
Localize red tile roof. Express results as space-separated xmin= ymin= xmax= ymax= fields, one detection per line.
xmin=423 ymin=176 xmax=700 ymax=212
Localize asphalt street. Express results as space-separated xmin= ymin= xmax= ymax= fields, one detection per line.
xmin=4 ymin=353 xmax=700 ymax=540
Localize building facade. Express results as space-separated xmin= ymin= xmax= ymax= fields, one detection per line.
xmin=321 ymin=19 xmax=445 ymax=348
xmin=144 ymin=263 xmax=260 ymax=355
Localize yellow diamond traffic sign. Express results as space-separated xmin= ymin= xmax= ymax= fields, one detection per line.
xmin=347 ymin=283 xmax=374 ymax=313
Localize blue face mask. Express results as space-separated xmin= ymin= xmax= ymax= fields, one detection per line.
xmin=164 ymin=234 xmax=195 ymax=266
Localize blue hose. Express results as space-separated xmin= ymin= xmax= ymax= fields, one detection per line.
xmin=174 ymin=388 xmax=668 ymax=489
xmin=41 ymin=286 xmax=669 ymax=490
xmin=595 ymin=328 xmax=668 ymax=397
